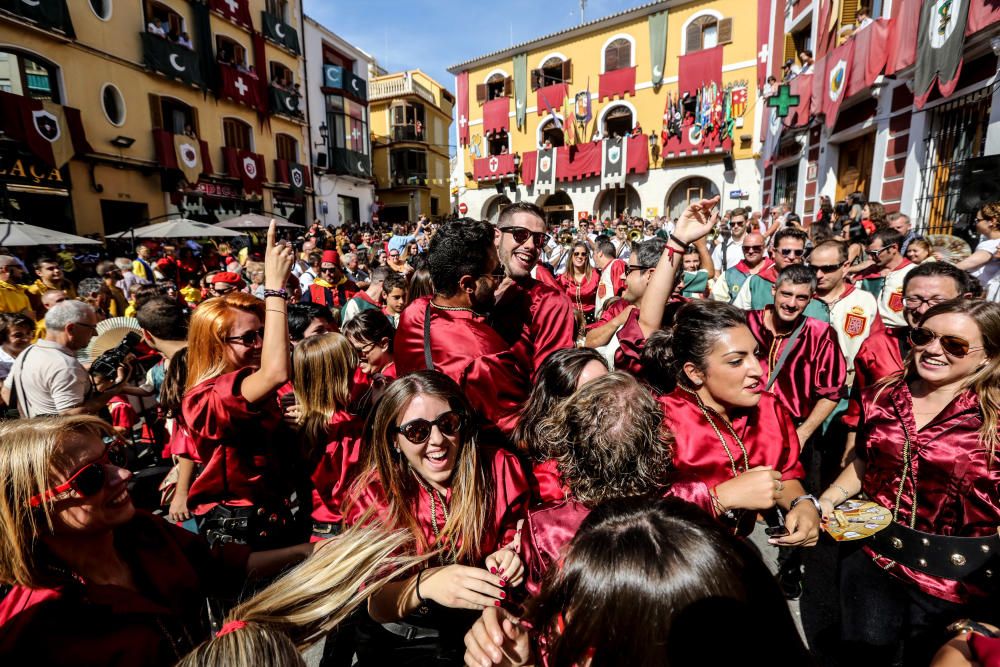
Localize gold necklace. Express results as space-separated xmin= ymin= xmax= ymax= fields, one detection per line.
xmin=411 ymin=470 xmax=455 ymax=564
xmin=878 ymin=405 xmax=919 ymax=571
xmin=683 ymin=387 xmax=750 ymax=477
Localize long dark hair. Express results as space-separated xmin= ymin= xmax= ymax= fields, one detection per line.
xmin=525 ymin=497 xmax=810 ymax=667
xmin=513 ymin=347 xmax=607 ymax=459
xmin=640 ymin=300 xmax=747 ymax=394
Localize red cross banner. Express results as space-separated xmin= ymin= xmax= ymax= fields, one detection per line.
xmin=210 ymin=0 xmax=252 ymax=30
xmin=457 ymin=71 xmax=470 ymax=147
xmin=473 ymin=153 xmax=515 ymax=181
xmin=221 ymin=65 xmax=262 ymax=109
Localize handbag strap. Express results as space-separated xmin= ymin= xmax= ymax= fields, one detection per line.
xmin=423 ymin=301 xmax=434 ymax=371
xmin=11 ymin=344 xmax=36 ymax=418
xmin=765 ymin=317 xmax=807 ymax=392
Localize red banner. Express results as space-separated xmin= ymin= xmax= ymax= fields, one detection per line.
xmin=968 ymin=1 xmax=1000 ymax=35
xmin=222 ymin=146 xmax=265 ymax=195
xmin=598 ymin=66 xmax=636 ymax=101
xmin=482 ymin=97 xmax=510 ymax=135
xmin=473 ymin=153 xmax=515 ymax=181
xmin=678 ymin=45 xmax=722 ymax=96
xmin=220 ymin=64 xmax=263 ymax=108
xmin=661 ymin=122 xmax=734 ymax=159
xmin=457 ymin=71 xmax=469 ymax=147
xmin=757 ymin=0 xmax=772 ymax=87
xmin=536 ymin=83 xmax=568 ymax=116
xmin=820 ymin=40 xmax=855 ymax=128
xmin=0 ymin=90 xmax=92 ymax=168
xmin=886 ymin=0 xmax=921 ymax=76
xmin=152 ymin=129 xmax=212 ymax=175
xmin=846 ymin=19 xmax=891 ymax=98
xmin=209 ymin=0 xmax=252 ymax=29
xmin=520 ymin=136 xmax=648 ymax=186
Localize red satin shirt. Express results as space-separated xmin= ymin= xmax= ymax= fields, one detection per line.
xmin=181 ymin=368 xmax=298 ymax=515
xmin=857 ymin=381 xmax=1000 ymax=603
xmin=556 ymin=269 xmax=600 ymax=316
xmin=344 ymin=446 xmax=529 ymax=561
xmin=310 ymin=410 xmax=365 ymax=526
xmin=659 ymin=388 xmax=804 ymax=535
xmin=746 ymin=309 xmax=848 ymax=423
xmin=844 ymin=322 xmax=905 ymax=428
xmin=490 ymin=278 xmax=576 ymax=376
xmin=613 ymin=296 xmax=689 ymax=377
xmin=395 ymin=296 xmax=530 ymax=435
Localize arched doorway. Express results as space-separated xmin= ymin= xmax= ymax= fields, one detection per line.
xmin=595 ymin=185 xmax=641 ymax=220
xmin=538 ymin=118 xmax=565 ymax=148
xmin=537 ymin=191 xmax=573 ymax=227
xmin=665 ymin=177 xmax=719 ymax=220
xmin=602 ymin=105 xmax=634 ymax=139
xmin=482 ymin=195 xmax=512 ymax=224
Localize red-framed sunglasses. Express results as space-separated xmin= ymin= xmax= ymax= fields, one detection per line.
xmin=28 ymin=440 xmax=127 ymax=508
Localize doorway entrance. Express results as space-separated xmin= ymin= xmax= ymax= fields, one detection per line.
xmin=835 ymin=133 xmax=875 ymax=203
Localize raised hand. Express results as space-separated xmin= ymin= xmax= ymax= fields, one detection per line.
xmin=674 ymin=196 xmax=721 ymax=246
xmin=264 ymin=219 xmax=294 ymax=290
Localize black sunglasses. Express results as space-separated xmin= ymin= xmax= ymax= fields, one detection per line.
xmin=867 ymin=245 xmax=896 ymax=260
xmin=394 ymin=411 xmax=463 ymax=444
xmin=499 ymin=226 xmax=551 ymax=247
xmin=778 ymin=248 xmax=806 ymax=257
xmin=623 ymin=264 xmax=654 ymax=277
xmin=811 ymin=263 xmax=843 ymax=273
xmin=909 ymin=327 xmax=984 ymax=358
xmin=742 ymin=245 xmax=763 ymax=252
xmin=225 ymin=327 xmax=265 ymax=346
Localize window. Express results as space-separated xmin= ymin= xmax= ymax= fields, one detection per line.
xmin=101 ymin=84 xmax=126 ymax=126
xmin=603 ymin=105 xmax=633 ymax=139
xmin=604 ymin=38 xmax=631 ymax=72
xmin=270 ymin=62 xmax=293 ymax=87
xmin=149 ymin=95 xmax=197 ymax=134
xmin=532 ymin=57 xmax=571 ymax=90
xmin=391 ymin=102 xmax=425 ymax=141
xmin=488 ymin=130 xmax=509 ymax=156
xmin=266 ymin=0 xmax=288 ymax=21
xmin=540 ymin=119 xmax=564 ymax=148
xmin=216 ymin=36 xmax=247 ymax=68
xmin=773 ymin=164 xmax=799 ymax=214
xmin=322 ymin=44 xmax=354 ymax=71
xmin=486 ymin=73 xmax=508 ymax=101
xmin=89 ymin=0 xmax=111 ymax=20
xmin=685 ymin=15 xmax=732 ymax=53
xmin=276 ymin=133 xmax=298 ymax=162
xmin=223 ymin=117 xmax=252 ymax=151
xmin=0 ymin=50 xmax=60 ymax=103
xmin=431 ymin=197 xmax=439 ymax=216
xmin=326 ymin=95 xmax=369 ymax=155
xmin=390 ymin=149 xmax=427 ymax=185
xmin=145 ymin=1 xmax=184 ymax=36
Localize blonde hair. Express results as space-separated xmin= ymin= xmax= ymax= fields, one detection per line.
xmin=291 ymin=333 xmax=357 ymax=459
xmin=0 ymin=415 xmax=116 ymax=588
xmin=345 ymin=371 xmax=490 ymax=563
xmin=186 ymin=292 xmax=264 ymax=389
xmin=178 ymin=525 xmax=428 ymax=665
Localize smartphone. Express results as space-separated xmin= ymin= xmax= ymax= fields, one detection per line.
xmin=279 ymin=392 xmax=297 ymax=410
xmin=765 ymin=525 xmax=790 ymax=538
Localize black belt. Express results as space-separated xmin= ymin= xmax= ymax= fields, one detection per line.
xmin=381 ymin=621 xmax=440 ymax=641
xmin=870 ymin=521 xmax=1000 ymax=588
xmin=312 ymin=521 xmax=340 ymax=536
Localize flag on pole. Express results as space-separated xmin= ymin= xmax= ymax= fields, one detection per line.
xmin=914 ymin=0 xmax=971 ymax=108
xmin=540 ymin=92 xmax=562 ymax=129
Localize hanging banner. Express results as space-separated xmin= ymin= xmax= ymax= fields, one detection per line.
xmin=222 ymin=147 xmax=265 ymax=195
xmin=535 ymin=147 xmax=557 ymax=195
xmin=914 ymin=0 xmax=971 ymax=108
xmin=220 ymin=65 xmax=263 ymax=108
xmin=648 ymin=10 xmax=668 ymax=87
xmin=513 ymin=54 xmax=528 ymax=132
xmin=7 ymin=0 xmax=75 ymax=37
xmin=820 ymin=39 xmax=855 ymax=128
xmin=0 ymin=90 xmax=92 ymax=168
xmin=209 ymin=0 xmax=252 ymax=29
xmin=173 ymin=134 xmax=203 ymax=185
xmin=261 ymin=10 xmax=301 ymax=54
xmin=457 ymin=71 xmax=470 ymax=147
xmin=141 ymin=33 xmax=205 ymax=87
xmin=601 ymin=136 xmax=628 ymax=189
xmin=269 ymin=86 xmax=302 ymax=116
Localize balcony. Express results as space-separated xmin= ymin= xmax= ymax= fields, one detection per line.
xmin=390 ymin=172 xmax=428 ymax=187
xmin=141 ymin=33 xmax=204 ymax=87
xmin=392 ymin=125 xmax=426 ymax=142
xmin=4 ymin=0 xmax=75 ymax=37
xmin=369 ymin=73 xmax=436 ymax=104
xmin=325 ymin=147 xmax=371 ymax=179
xmin=269 ymin=84 xmax=304 ymax=119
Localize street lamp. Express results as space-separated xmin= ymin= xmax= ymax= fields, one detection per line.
xmin=315 ymin=122 xmax=329 ymax=148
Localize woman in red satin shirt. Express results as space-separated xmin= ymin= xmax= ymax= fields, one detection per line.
xmin=556 ymin=242 xmax=600 ymax=323
xmin=819 ymin=299 xmax=1000 ymax=666
xmin=343 ymin=370 xmax=529 ymax=664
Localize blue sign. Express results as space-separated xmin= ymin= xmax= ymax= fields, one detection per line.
xmin=323 ymin=64 xmax=343 ymax=89
xmin=729 ymin=190 xmax=745 ymax=199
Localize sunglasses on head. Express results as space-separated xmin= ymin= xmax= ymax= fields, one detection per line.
xmin=29 ymin=440 xmax=126 ymax=508
xmin=778 ymin=248 xmax=806 ymax=257
xmin=909 ymin=327 xmax=984 ymax=357
xmin=500 ymin=226 xmax=550 ymax=247
xmin=225 ymin=327 xmax=265 ymax=346
xmin=394 ymin=411 xmax=463 ymax=444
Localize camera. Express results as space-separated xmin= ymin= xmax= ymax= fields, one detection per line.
xmin=90 ymin=331 xmax=142 ymax=379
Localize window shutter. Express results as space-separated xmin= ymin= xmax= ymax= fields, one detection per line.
xmin=717 ymin=18 xmax=733 ymax=44
xmin=686 ymin=22 xmax=702 ymax=53
xmin=504 ymin=76 xmax=513 ymax=96
xmin=530 ymin=68 xmax=541 ymax=91
xmin=605 ymin=47 xmax=618 ymax=72
xmin=149 ymin=94 xmax=163 ymax=130
xmin=840 ymin=0 xmax=860 ymax=29
xmin=783 ymin=33 xmax=797 ymax=64
xmin=561 ymin=59 xmax=572 ymax=83
xmin=475 ymin=83 xmax=487 ymax=105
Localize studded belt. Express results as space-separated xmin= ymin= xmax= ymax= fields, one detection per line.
xmin=870 ymin=521 xmax=1000 ymax=589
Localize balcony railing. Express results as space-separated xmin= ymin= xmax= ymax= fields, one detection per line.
xmin=391 ymin=172 xmax=428 ymax=187
xmin=392 ymin=125 xmax=426 ymax=142
xmin=369 ymin=74 xmax=436 ymax=104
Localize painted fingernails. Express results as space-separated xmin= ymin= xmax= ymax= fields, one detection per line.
xmin=490 ymin=567 xmax=497 ymax=574
xmin=494 ymin=600 xmax=501 ymax=606
xmin=499 ymin=579 xmax=506 ymax=587
xmin=498 ymin=567 xmax=504 ymax=574
xmin=500 ymin=591 xmax=507 ymax=599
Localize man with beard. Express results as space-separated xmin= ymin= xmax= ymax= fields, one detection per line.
xmin=393 ymin=219 xmax=529 ymax=435
xmin=710 ymin=230 xmax=772 ymax=303
xmin=746 ymin=265 xmax=847 ymax=446
xmin=733 ymin=228 xmax=826 ymax=320
xmin=489 ymin=203 xmax=575 ymax=375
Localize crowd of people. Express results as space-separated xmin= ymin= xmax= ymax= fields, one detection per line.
xmin=0 ymin=196 xmax=998 ymax=667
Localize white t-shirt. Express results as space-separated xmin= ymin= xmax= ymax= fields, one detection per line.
xmin=971 ymin=238 xmax=1000 ymax=289
xmin=711 ymin=236 xmax=746 ymax=272
xmin=3 ymin=340 xmax=91 ymax=417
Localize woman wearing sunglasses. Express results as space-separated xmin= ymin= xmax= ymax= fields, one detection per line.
xmin=182 ymin=222 xmax=303 ymax=549
xmin=343 ymin=370 xmax=528 ymax=665
xmin=555 ymin=241 xmax=599 ymax=325
xmin=0 ymin=416 xmax=314 ymax=665
xmin=819 ymin=299 xmax=1000 ymax=666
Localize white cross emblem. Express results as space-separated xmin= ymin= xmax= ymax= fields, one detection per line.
xmin=459 ymin=115 xmax=467 ymax=128
xmin=488 ymin=156 xmax=499 ymax=172
xmin=225 ymin=0 xmax=239 ymax=13
xmin=758 ymin=44 xmax=769 ymax=64
xmin=235 ymin=77 xmax=248 ymax=97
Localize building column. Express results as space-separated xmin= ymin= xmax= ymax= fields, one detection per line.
xmin=984 ymin=59 xmax=1000 ymax=156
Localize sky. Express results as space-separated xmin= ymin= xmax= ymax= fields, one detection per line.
xmin=304 ymin=0 xmax=644 ymax=94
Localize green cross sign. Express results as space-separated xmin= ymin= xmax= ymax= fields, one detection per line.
xmin=767 ymin=83 xmax=800 ymax=118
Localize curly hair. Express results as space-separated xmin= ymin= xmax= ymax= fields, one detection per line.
xmin=537 ymin=372 xmax=672 ymax=506
xmin=427 ymin=218 xmax=495 ymax=296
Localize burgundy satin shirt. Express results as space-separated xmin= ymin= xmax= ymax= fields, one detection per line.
xmin=395 ymin=296 xmax=530 ymax=435
xmin=556 ymin=269 xmax=600 ymax=316
xmin=182 ymin=368 xmax=297 ymax=515
xmin=614 ymin=297 xmax=689 ymax=376
xmin=490 ymin=277 xmax=576 ymax=376
xmin=586 ymin=295 xmax=629 ymax=331
xmin=857 ymin=381 xmax=1000 ymax=603
xmin=344 ymin=446 xmax=529 ymax=561
xmin=747 ymin=309 xmax=847 ymax=423
xmin=310 ymin=410 xmax=365 ymax=526
xmin=528 ymin=458 xmax=566 ymax=506
xmin=844 ymin=322 xmax=905 ymax=428
xmin=660 ymin=388 xmax=804 ymax=535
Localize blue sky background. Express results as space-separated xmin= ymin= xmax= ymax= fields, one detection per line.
xmin=304 ymin=0 xmax=641 ymax=94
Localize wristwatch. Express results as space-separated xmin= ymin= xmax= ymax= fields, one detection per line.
xmin=790 ymin=494 xmax=823 ymax=518
xmin=948 ymin=619 xmax=999 ymax=638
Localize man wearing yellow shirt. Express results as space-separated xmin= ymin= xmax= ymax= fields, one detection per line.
xmin=32 ymin=289 xmax=67 ymax=341
xmin=27 ymin=256 xmax=78 ymax=319
xmin=131 ymin=244 xmax=156 ymax=284
xmin=0 ymin=256 xmax=33 ymax=318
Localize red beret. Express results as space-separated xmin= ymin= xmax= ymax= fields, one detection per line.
xmin=321 ymin=250 xmax=339 ymax=265
xmin=212 ymin=271 xmax=245 ymax=287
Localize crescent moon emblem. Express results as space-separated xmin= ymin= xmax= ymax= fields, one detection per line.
xmin=284 ymin=96 xmax=295 ymax=111
xmin=653 ymin=65 xmax=662 ymax=77
xmin=356 ymin=160 xmax=364 ymax=171
xmin=275 ymin=22 xmax=285 ymax=39
xmin=169 ymin=53 xmax=187 ymax=72
xmin=351 ymin=78 xmax=359 ymax=92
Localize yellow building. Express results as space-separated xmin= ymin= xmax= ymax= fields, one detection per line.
xmin=448 ymin=0 xmax=761 ymax=224
xmin=0 ymin=0 xmax=310 ymax=236
xmin=368 ymin=70 xmax=454 ymax=222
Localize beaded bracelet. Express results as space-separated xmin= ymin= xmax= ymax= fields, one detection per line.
xmin=262 ymin=288 xmax=288 ymax=300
